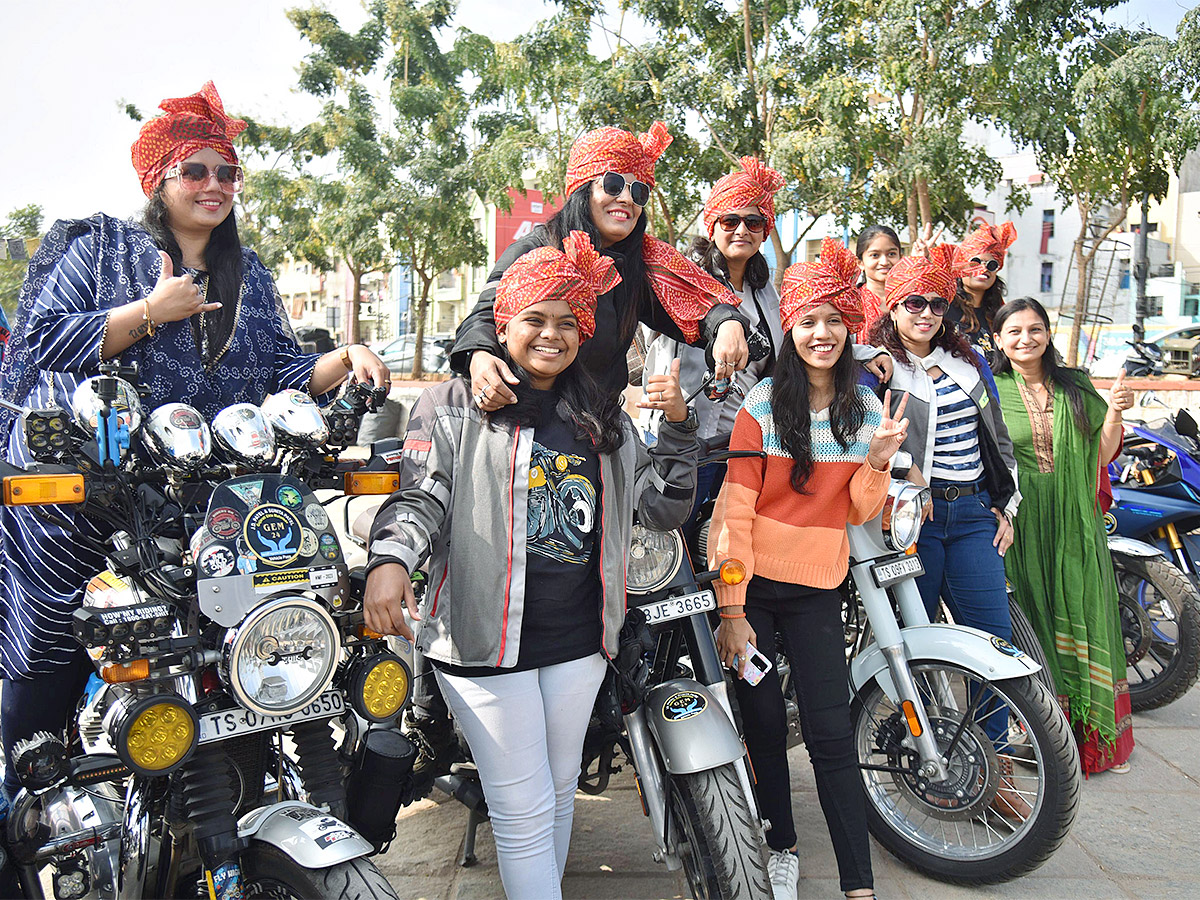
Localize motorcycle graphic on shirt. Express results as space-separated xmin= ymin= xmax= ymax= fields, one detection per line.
xmin=527 ymin=441 xmax=596 ymax=564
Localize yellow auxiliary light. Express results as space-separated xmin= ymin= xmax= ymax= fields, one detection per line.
xmin=115 ymin=695 xmax=199 ymax=777
xmin=348 ymin=653 xmax=412 ymax=723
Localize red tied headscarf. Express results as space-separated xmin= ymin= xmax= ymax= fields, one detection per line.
xmin=494 ymin=231 xmax=621 ymax=341
xmin=131 ymin=81 xmax=247 ymax=198
xmin=564 ymin=122 xmax=673 ymax=199
xmin=955 ymin=221 xmax=1017 ymax=277
xmin=703 ymin=157 xmax=785 ymax=238
xmin=779 ymin=239 xmax=864 ymax=332
xmin=642 ymin=236 xmax=738 ymax=342
xmin=884 ymin=255 xmax=957 ymax=310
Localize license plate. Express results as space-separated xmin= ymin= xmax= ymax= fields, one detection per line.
xmin=638 ymin=589 xmax=716 ymax=625
xmin=870 ymin=553 xmax=925 ymax=588
xmin=198 ymin=690 xmax=345 ymax=744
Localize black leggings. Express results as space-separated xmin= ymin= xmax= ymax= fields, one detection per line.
xmin=733 ymin=577 xmax=873 ymax=893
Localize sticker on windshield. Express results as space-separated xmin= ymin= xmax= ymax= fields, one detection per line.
xmin=207 ymin=507 xmax=241 ymax=539
xmin=305 ymin=503 xmax=329 ymax=530
xmin=662 ymin=691 xmax=707 ymax=722
xmin=244 ymin=504 xmax=303 ymax=567
xmin=277 ymin=484 xmax=304 ymax=509
xmin=198 ymin=544 xmax=235 ymax=578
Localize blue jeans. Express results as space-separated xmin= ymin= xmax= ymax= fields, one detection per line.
xmin=914 ymin=484 xmax=1013 ymax=745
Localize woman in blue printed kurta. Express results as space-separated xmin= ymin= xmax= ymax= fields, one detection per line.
xmin=0 ymin=82 xmax=388 ymax=801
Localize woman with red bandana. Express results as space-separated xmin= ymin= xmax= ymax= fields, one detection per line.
xmin=451 ymin=123 xmax=751 ymax=410
xmin=0 ymin=82 xmax=387 ymax=804
xmin=947 ymin=222 xmax=1017 ymax=358
xmin=365 ymin=232 xmax=698 ymax=899
xmin=710 ymin=239 xmax=905 ymax=900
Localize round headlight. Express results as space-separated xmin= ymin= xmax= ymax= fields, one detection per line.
xmin=115 ymin=695 xmax=198 ymax=776
xmin=882 ymin=481 xmax=930 ymax=551
xmin=347 ymin=653 xmax=412 ymax=723
xmin=627 ymin=524 xmax=684 ymax=595
xmin=222 ymin=598 xmax=340 ymax=716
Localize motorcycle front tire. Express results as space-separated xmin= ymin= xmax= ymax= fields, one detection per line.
xmin=240 ymin=843 xmax=399 ymax=899
xmin=668 ymin=763 xmax=771 ymax=900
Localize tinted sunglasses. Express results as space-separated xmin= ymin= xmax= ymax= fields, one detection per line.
xmin=601 ymin=172 xmax=650 ymax=207
xmin=717 ymin=213 xmax=768 ymax=233
xmin=164 ymin=162 xmax=244 ymax=195
xmin=901 ymin=295 xmax=951 ymax=316
xmin=969 ymin=256 xmax=1000 ymax=273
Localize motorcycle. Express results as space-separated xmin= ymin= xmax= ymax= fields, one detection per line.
xmin=1105 ymin=408 xmax=1200 ymax=710
xmin=0 ymin=363 xmax=415 ymax=899
xmin=1122 ymin=326 xmax=1164 ymax=378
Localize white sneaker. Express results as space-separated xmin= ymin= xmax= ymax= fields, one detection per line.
xmin=766 ymin=848 xmax=799 ymax=900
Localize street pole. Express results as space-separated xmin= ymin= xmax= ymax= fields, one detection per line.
xmin=1135 ymin=191 xmax=1150 ymax=332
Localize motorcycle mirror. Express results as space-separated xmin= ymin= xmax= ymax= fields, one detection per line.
xmin=1177 ymin=409 xmax=1199 ymax=440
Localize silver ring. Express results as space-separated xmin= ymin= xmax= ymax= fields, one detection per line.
xmin=475 ymin=392 xmax=486 ymax=406
xmin=656 ymin=391 xmax=663 ymax=401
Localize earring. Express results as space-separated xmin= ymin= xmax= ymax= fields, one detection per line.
xmin=934 ymin=323 xmax=947 ymax=341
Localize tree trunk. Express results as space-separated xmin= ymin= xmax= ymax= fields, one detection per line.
xmin=348 ymin=267 xmax=362 ymax=346
xmin=1067 ymin=226 xmax=1091 ymax=367
xmin=770 ymin=229 xmax=790 ymax=290
xmin=906 ymin=184 xmax=920 ymax=247
xmin=411 ymin=277 xmax=431 ymax=378
xmin=916 ymin=175 xmax=933 ymax=232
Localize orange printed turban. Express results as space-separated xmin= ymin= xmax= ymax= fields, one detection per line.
xmin=703 ymin=157 xmax=786 ymax=238
xmin=779 ymin=239 xmax=864 ymax=332
xmin=131 ymin=81 xmax=247 ymax=197
xmin=884 ymin=255 xmax=957 ymax=310
xmin=956 ymin=221 xmax=1017 ymax=277
xmin=564 ymin=122 xmax=673 ymax=199
xmin=495 ymin=231 xmax=621 ymax=341
xmin=642 ymin=236 xmax=739 ymax=342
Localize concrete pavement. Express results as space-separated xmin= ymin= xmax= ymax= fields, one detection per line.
xmin=374 ymin=681 xmax=1200 ymax=899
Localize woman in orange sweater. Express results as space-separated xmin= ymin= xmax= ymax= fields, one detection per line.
xmin=709 ymin=238 xmax=906 ymax=900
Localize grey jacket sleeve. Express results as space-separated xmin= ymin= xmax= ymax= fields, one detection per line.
xmin=631 ymin=415 xmax=700 ymax=532
xmin=985 ymin=391 xmax=1022 ymax=518
xmin=366 ymin=384 xmax=458 ymax=574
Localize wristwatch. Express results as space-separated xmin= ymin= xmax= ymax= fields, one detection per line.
xmin=666 ymin=405 xmax=699 ymax=433
xmin=340 ymin=346 xmax=354 ymax=370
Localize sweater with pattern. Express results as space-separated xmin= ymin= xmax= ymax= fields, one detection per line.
xmin=709 ymin=380 xmax=891 ymax=605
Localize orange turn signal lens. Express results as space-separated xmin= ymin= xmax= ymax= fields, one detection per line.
xmin=901 ymin=699 xmax=923 ymax=737
xmin=357 ymin=624 xmax=384 ymax=640
xmin=344 ymin=472 xmax=400 ymax=495
xmin=3 ymin=474 xmax=85 ymax=506
xmin=719 ymin=559 xmax=747 ymax=585
xmin=102 ymin=659 xmax=150 ymax=684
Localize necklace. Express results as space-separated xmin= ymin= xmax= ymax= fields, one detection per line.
xmin=196 ymin=276 xmax=211 ymax=360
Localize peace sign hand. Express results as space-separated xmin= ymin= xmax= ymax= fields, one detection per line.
xmin=867 ymin=390 xmax=909 ymax=471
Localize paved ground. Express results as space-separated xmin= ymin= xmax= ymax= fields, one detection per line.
xmin=374 ymin=681 xmax=1200 ymax=899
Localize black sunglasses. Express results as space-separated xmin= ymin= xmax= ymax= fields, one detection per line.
xmin=601 ymin=172 xmax=650 ymax=207
xmin=901 ymin=295 xmax=951 ymax=316
xmin=969 ymin=256 xmax=1000 ymax=273
xmin=717 ymin=213 xmax=768 ymax=234
xmin=165 ymin=161 xmax=244 ymax=194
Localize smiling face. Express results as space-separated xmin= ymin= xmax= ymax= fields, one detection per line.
xmin=965 ymin=251 xmax=999 ymax=294
xmin=996 ymin=308 xmax=1051 ymax=371
xmin=790 ymin=302 xmax=848 ymax=373
xmin=859 ymin=234 xmax=901 ymax=294
xmin=589 ymin=174 xmax=642 ymax=247
xmin=161 ymin=147 xmax=235 ymax=236
xmin=713 ymin=205 xmax=766 ymax=266
xmin=497 ymin=300 xmax=581 ymax=390
xmin=890 ymin=293 xmax=946 ymax=355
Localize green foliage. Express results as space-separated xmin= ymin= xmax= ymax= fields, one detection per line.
xmin=0 ymin=204 xmax=44 ymax=318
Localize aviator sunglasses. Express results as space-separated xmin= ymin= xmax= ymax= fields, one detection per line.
xmin=164 ymin=162 xmax=245 ymax=195
xmin=717 ymin=213 xmax=768 ymax=233
xmin=969 ymin=256 xmax=1000 ymax=273
xmin=601 ymin=172 xmax=651 ymax=207
xmin=901 ymin=295 xmax=951 ymax=316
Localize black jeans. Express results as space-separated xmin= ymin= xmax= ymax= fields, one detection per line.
xmin=733 ymin=577 xmax=873 ymax=893
xmin=1 ymin=651 xmax=93 ymax=802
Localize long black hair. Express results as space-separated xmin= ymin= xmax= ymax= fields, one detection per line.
xmin=991 ymin=297 xmax=1093 ymax=434
xmin=483 ymin=345 xmax=626 ymax=453
xmin=868 ymin=305 xmax=985 ymax=373
xmin=142 ymin=186 xmax=242 ymax=362
xmin=545 ymin=183 xmax=649 ymax=350
xmin=771 ymin=329 xmax=866 ymax=493
xmin=854 ymin=224 xmax=901 ymax=259
xmin=686 ymin=234 xmax=770 ymax=291
xmin=955 ymin=274 xmax=1006 ymax=335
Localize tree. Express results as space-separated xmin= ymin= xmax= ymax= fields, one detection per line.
xmin=0 ymin=204 xmax=44 ymax=318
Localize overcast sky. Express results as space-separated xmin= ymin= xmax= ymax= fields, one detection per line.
xmin=0 ymin=0 xmax=1188 ymax=228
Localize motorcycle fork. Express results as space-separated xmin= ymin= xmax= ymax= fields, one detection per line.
xmin=623 ymin=706 xmax=682 ymax=872
xmin=855 ymin=572 xmax=951 ymax=781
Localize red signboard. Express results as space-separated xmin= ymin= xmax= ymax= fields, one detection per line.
xmin=494 ymin=188 xmax=561 ymax=255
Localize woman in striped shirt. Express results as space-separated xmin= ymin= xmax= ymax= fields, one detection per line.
xmin=867 ymin=254 xmax=1028 ymax=816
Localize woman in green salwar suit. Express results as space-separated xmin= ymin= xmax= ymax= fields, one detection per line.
xmin=992 ymin=298 xmax=1135 ymax=775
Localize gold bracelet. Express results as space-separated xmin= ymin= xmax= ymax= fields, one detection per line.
xmin=142 ymin=297 xmax=156 ymax=337
xmin=340 ymin=346 xmax=354 ymax=370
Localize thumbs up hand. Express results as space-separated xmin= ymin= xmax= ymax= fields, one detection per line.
xmin=1107 ymin=368 xmax=1135 ymax=422
xmin=146 ymin=250 xmax=224 ymax=326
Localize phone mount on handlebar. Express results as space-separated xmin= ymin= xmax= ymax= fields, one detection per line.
xmin=325 ymin=379 xmax=389 ymax=448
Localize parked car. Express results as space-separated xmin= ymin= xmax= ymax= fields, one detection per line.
xmin=374 ymin=333 xmax=454 ymax=374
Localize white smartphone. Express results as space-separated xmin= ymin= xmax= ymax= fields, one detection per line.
xmin=739 ymin=641 xmax=773 ymax=686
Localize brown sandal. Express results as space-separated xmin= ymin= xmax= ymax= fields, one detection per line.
xmin=991 ymin=756 xmax=1033 ymax=819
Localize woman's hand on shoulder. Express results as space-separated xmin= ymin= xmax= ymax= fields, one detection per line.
xmin=715 ymin=612 xmax=756 ymax=679
xmin=364 ymin=562 xmax=421 ymax=642
xmin=469 ymin=350 xmax=519 ymax=412
xmin=147 ymin=251 xmax=223 ymax=324
xmin=863 ymin=351 xmax=893 ymax=382
xmin=867 ymin=389 xmax=909 ymax=471
xmin=639 ymin=358 xmax=688 ymax=422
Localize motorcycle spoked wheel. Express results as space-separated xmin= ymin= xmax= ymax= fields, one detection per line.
xmin=666 ymin=763 xmax=772 ymax=900
xmin=1112 ymin=553 xmax=1200 ymax=711
xmin=241 ymin=844 xmax=399 ymax=900
xmin=852 ymin=662 xmax=1080 ymax=884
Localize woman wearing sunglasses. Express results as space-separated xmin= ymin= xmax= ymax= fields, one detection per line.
xmin=867 ymin=255 xmax=1029 ymax=815
xmin=0 ymin=82 xmax=387 ymax=805
xmin=945 ymin=222 xmax=1016 ymax=359
xmin=451 ymin=123 xmax=751 ymax=412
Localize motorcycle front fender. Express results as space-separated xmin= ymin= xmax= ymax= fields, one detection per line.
xmin=851 ymin=624 xmax=1041 ymax=702
xmin=643 ymin=679 xmax=745 ymax=775
xmin=1108 ymin=536 xmax=1169 ymax=559
xmin=238 ymin=802 xmax=373 ymax=868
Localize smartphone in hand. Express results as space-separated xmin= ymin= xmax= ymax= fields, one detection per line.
xmin=740 ymin=641 xmax=773 ymax=687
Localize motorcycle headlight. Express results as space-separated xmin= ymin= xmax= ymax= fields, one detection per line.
xmin=113 ymin=694 xmax=198 ymax=777
xmin=627 ymin=524 xmax=684 ymax=595
xmin=221 ymin=598 xmax=340 ymax=716
xmin=345 ymin=652 xmax=412 ymax=723
xmin=881 ymin=481 xmax=930 ymax=552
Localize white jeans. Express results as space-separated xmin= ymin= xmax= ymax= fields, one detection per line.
xmin=436 ymin=653 xmax=607 ymax=900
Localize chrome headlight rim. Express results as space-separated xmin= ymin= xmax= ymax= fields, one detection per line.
xmin=882 ymin=481 xmax=930 ymax=552
xmin=626 ymin=524 xmax=685 ymax=596
xmin=221 ymin=596 xmax=341 ymax=717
